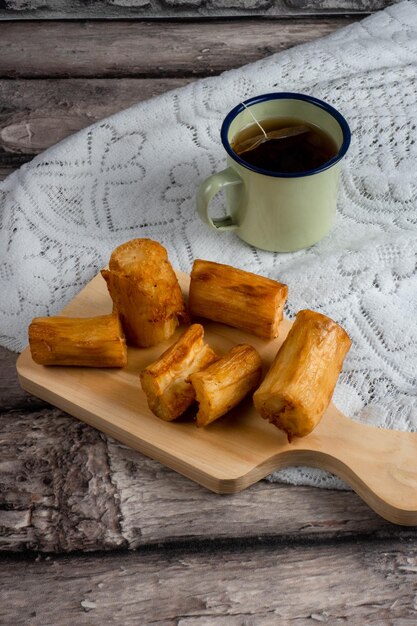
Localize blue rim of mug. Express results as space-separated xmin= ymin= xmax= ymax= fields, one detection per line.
xmin=220 ymin=92 xmax=351 ymax=178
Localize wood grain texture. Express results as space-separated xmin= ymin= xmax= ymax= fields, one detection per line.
xmin=8 ymin=328 xmax=399 ymax=551
xmin=0 ymin=78 xmax=191 ymax=155
xmin=0 ymin=0 xmax=395 ymax=19
xmin=108 ymin=438 xmax=415 ymax=548
xmin=0 ymin=346 xmax=47 ymax=410
xmin=0 ymin=165 xmax=22 ymax=180
xmin=0 ymin=152 xmax=30 ymax=172
xmin=0 ymin=19 xmax=356 ymax=78
xmin=2 ymin=539 xmax=417 ymax=625
xmin=1 ymin=12 xmax=413 ymax=622
xmin=2 ymin=403 xmax=415 ymax=554
xmin=0 ymin=16 xmax=354 ymax=175
xmin=0 ymin=408 xmax=126 ymax=553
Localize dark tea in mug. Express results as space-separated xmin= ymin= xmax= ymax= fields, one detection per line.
xmin=230 ymin=117 xmax=338 ymax=174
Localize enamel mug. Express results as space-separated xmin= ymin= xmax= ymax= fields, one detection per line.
xmin=197 ymin=92 xmax=351 ymax=252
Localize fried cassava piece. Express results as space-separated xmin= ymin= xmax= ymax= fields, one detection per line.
xmin=102 ymin=238 xmax=188 ymax=348
xmin=188 ymin=259 xmax=288 ymax=339
xmin=190 ymin=343 xmax=262 ymax=427
xmin=140 ymin=324 xmax=217 ymax=421
xmin=28 ymin=314 xmax=127 ymax=367
xmin=253 ymin=309 xmax=352 ymax=441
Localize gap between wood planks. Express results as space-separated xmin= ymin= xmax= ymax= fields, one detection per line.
xmin=1 ymin=530 xmax=416 ymax=561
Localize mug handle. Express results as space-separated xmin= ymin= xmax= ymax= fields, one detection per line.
xmin=197 ymin=167 xmax=243 ymax=231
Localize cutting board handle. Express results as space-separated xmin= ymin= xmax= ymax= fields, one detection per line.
xmin=275 ymin=405 xmax=417 ymax=525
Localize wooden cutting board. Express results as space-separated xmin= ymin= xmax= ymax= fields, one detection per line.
xmin=17 ymin=271 xmax=417 ymax=526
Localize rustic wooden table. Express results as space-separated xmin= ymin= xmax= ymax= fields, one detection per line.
xmin=3 ymin=2 xmax=417 ymax=624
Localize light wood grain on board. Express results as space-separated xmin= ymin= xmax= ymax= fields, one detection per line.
xmin=16 ymin=271 xmax=417 ymax=525
xmin=2 ymin=539 xmax=417 ymax=625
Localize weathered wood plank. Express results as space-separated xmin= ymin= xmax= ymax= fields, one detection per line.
xmin=284 ymin=0 xmax=391 ymax=8
xmin=0 ymin=160 xmax=30 ymax=180
xmin=0 ymin=408 xmax=126 ymax=553
xmin=2 ymin=539 xmax=417 ymax=624
xmin=0 ymin=13 xmax=352 ymax=170
xmin=1 ymin=405 xmax=415 ymax=553
xmin=0 ymin=0 xmax=396 ymax=20
xmin=0 ymin=346 xmax=46 ymax=410
xmin=108 ymin=438 xmax=417 ymax=547
xmin=0 ymin=19 xmax=357 ymax=78
xmin=0 ymin=78 xmax=191 ymax=155
xmin=0 ymin=166 xmax=20 ymax=180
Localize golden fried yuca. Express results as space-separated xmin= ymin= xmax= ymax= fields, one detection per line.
xmin=190 ymin=343 xmax=262 ymax=427
xmin=189 ymin=259 xmax=288 ymax=339
xmin=253 ymin=309 xmax=351 ymax=441
xmin=28 ymin=314 xmax=127 ymax=367
xmin=140 ymin=324 xmax=217 ymax=421
xmin=101 ymin=238 xmax=188 ymax=348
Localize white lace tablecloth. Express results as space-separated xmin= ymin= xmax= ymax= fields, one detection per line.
xmin=1 ymin=1 xmax=416 ymax=489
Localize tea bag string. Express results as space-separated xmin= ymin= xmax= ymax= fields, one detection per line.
xmin=241 ymin=102 xmax=268 ymax=140
xmin=236 ymin=103 xmax=311 ymax=155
